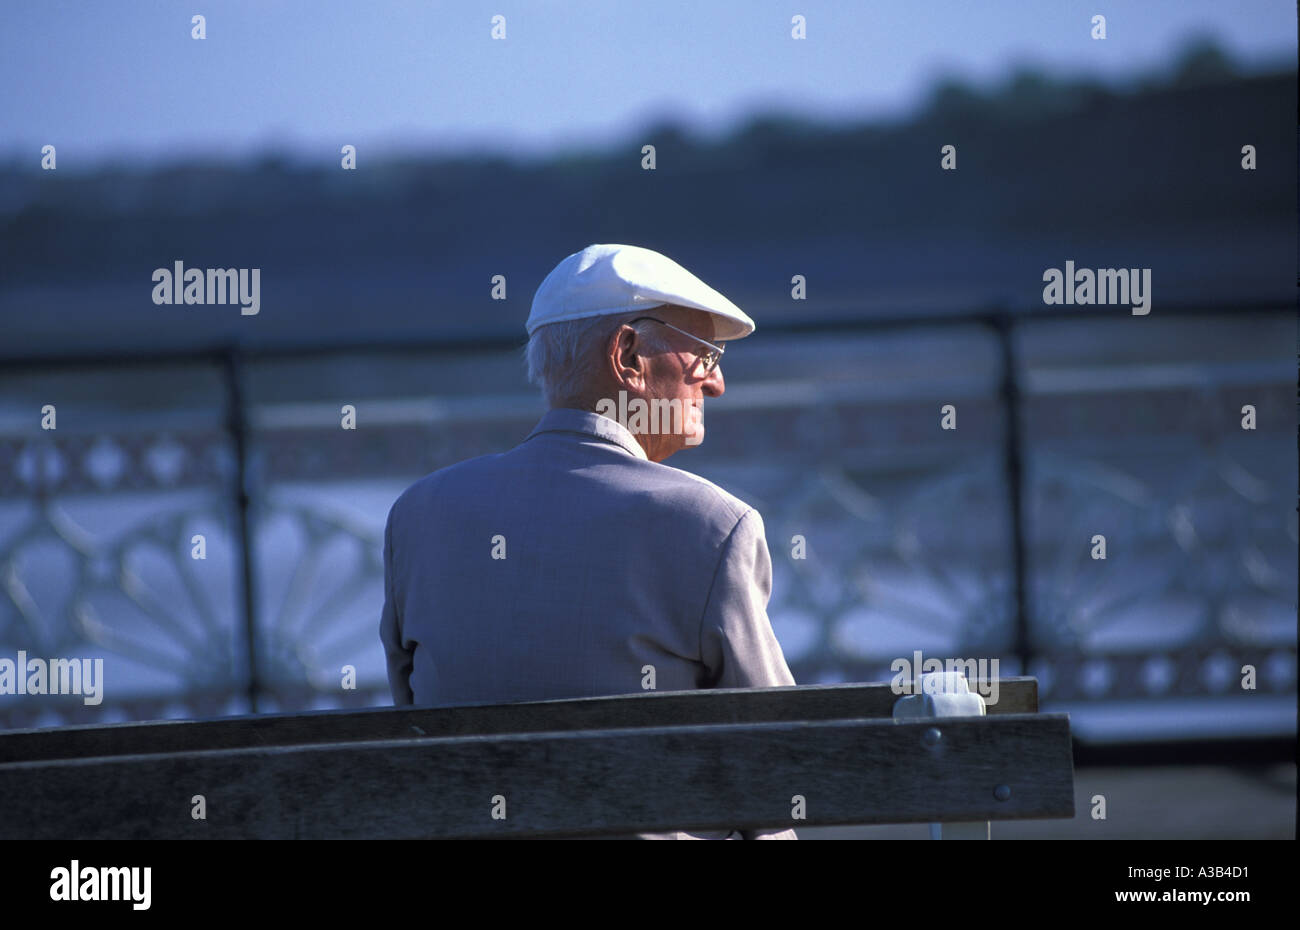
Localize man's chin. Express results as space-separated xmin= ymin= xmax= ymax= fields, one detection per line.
xmin=683 ymin=406 xmax=705 ymax=447
xmin=651 ymin=430 xmax=701 ymax=463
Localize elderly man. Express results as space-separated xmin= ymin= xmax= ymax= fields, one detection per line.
xmin=379 ymin=244 xmax=797 ymax=839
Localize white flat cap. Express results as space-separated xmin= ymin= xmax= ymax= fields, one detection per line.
xmin=527 ymin=244 xmax=755 ymax=341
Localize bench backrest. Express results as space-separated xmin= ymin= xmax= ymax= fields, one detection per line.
xmin=0 ymin=678 xmax=1073 ymax=839
xmin=0 ymin=678 xmax=1037 ymax=762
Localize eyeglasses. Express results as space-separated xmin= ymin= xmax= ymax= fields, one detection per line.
xmin=628 ymin=317 xmax=725 ymax=375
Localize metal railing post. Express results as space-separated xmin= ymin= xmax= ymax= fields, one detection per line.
xmin=990 ymin=311 xmax=1032 ymax=676
xmin=221 ymin=347 xmax=261 ymax=714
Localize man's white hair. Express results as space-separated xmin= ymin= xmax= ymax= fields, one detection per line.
xmin=525 ymin=309 xmax=668 ymax=408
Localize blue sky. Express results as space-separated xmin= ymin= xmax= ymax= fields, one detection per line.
xmin=0 ymin=0 xmax=1293 ymax=167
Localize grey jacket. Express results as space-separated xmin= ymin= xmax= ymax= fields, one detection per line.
xmin=380 ymin=408 xmax=798 ymax=839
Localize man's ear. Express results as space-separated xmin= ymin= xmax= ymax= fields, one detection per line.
xmin=609 ymin=325 xmax=646 ymax=391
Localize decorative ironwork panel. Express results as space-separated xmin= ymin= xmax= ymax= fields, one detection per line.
xmin=2 ymin=316 xmax=1294 ymax=738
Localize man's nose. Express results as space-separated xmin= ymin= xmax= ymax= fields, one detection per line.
xmin=702 ymin=363 xmax=724 ymax=397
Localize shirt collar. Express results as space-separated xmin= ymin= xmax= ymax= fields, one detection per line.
xmin=525 ymin=408 xmax=649 ymax=461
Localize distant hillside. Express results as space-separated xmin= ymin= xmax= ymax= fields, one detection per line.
xmin=1 ymin=48 xmax=1294 ymax=358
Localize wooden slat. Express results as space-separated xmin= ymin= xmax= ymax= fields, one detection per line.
xmin=0 ymin=678 xmax=1037 ymax=763
xmin=0 ymin=713 xmax=1074 ymax=839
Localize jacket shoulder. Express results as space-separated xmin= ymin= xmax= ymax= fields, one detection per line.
xmin=389 ymin=453 xmax=504 ymax=516
xmin=634 ymin=461 xmax=757 ymax=531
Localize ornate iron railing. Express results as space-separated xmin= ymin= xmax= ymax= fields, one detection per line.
xmin=1 ymin=305 xmax=1294 ymax=739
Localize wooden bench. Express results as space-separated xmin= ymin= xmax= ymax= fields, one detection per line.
xmin=0 ymin=676 xmax=1074 ymax=839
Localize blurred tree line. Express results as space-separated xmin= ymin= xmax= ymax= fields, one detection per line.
xmin=1 ymin=39 xmax=1293 ymax=354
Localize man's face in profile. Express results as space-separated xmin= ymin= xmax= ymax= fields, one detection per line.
xmin=635 ymin=306 xmax=726 ymax=462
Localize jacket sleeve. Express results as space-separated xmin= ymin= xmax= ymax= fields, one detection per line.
xmin=700 ymin=507 xmax=798 ymax=839
xmin=379 ymin=505 xmax=414 ymax=705
xmin=699 ymin=507 xmax=796 ymax=689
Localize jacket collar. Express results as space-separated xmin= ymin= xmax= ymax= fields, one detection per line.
xmin=525 ymin=408 xmax=649 ymax=461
